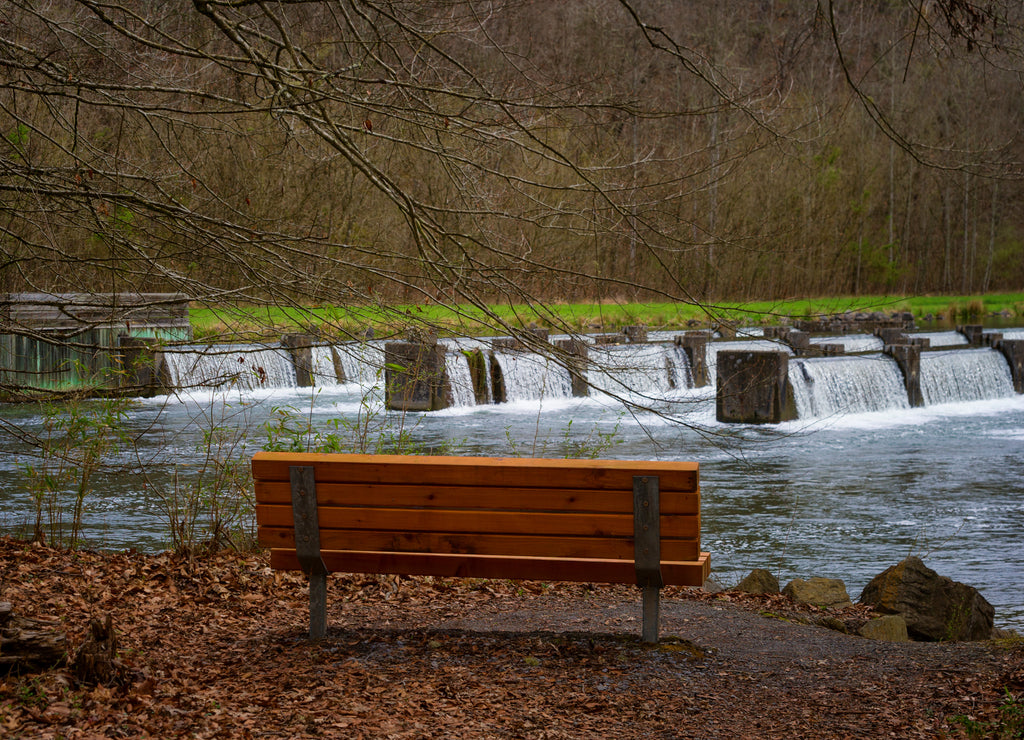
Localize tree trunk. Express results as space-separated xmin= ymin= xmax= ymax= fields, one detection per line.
xmin=0 ymin=602 xmax=68 ymax=672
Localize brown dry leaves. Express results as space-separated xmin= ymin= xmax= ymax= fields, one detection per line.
xmin=1 ymin=537 xmax=1021 ymax=739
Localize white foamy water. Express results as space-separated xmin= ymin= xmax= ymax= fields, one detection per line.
xmin=788 ymin=354 xmax=910 ymax=418
xmin=921 ymin=348 xmax=1015 ymax=404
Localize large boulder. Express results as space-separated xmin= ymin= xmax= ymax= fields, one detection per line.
xmin=858 ymin=615 xmax=910 ymax=642
xmin=782 ymin=577 xmax=852 ymax=608
xmin=858 ymin=557 xmax=994 ymax=641
xmin=735 ymin=568 xmax=780 ymax=594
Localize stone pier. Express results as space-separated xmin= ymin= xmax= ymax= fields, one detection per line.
xmin=554 ymin=338 xmax=589 ymax=397
xmin=958 ymin=324 xmax=985 ymax=346
xmin=875 ymin=327 xmax=908 ymax=346
xmin=621 ymin=325 xmax=648 ymax=343
xmin=116 ymin=336 xmax=168 ymax=397
xmin=997 ymin=339 xmax=1024 ymax=393
xmin=675 ymin=332 xmax=708 ymax=387
xmin=384 ymin=341 xmax=451 ymax=411
xmin=282 ymin=334 xmax=315 ymax=387
xmin=464 ymin=348 xmax=491 ymax=404
xmin=716 ymin=350 xmax=796 ymax=424
xmin=884 ymin=343 xmax=923 ymax=407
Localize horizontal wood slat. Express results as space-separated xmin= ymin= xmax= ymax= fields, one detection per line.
xmin=269 ymin=549 xmax=711 ymax=587
xmin=252 ymin=452 xmax=699 ymax=492
xmin=253 ymin=480 xmax=699 ymax=515
xmin=255 ymin=504 xmax=700 ymax=539
xmin=258 ymin=527 xmax=701 ymax=562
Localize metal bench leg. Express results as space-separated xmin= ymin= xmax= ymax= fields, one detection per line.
xmin=291 ymin=465 xmax=329 ymax=640
xmin=641 ymin=585 xmax=660 ymax=644
xmin=634 ymin=475 xmax=664 ymax=644
xmin=309 ymin=571 xmax=327 ymax=640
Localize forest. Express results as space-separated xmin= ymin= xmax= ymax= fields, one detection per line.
xmin=2 ymin=1 xmax=1023 ymax=334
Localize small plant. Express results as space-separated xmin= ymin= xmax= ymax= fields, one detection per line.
xmin=16 ymin=678 xmax=48 ymax=710
xmin=21 ymin=394 xmax=133 ymax=548
xmin=263 ymin=382 xmax=461 ymax=457
xmin=505 ymin=416 xmax=622 ymax=460
xmin=951 ymin=689 xmax=1024 ymax=739
xmin=147 ymin=394 xmax=256 ymax=556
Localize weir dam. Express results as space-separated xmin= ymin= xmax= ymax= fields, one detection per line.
xmin=143 ymin=324 xmax=1024 ymax=424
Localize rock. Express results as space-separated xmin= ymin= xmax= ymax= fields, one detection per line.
xmin=782 ymin=577 xmax=852 ymax=608
xmin=858 ymin=557 xmax=994 ymax=641
xmin=815 ymin=616 xmax=848 ymax=634
xmin=734 ymin=568 xmax=780 ymax=594
xmin=702 ymin=577 xmax=725 ymax=594
xmin=858 ymin=615 xmax=909 ymax=642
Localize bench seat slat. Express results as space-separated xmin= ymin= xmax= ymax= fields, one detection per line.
xmin=258 ymin=526 xmax=701 ymax=561
xmin=253 ymin=481 xmax=699 ymax=514
xmin=251 ymin=452 xmax=698 ymax=492
xmin=269 ymin=549 xmax=711 ymax=587
xmin=255 ymin=504 xmax=700 ymax=538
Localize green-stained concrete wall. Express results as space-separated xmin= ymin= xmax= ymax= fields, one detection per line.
xmin=0 ymin=293 xmax=191 ymax=395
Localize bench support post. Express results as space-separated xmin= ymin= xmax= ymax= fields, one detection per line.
xmin=633 ymin=475 xmax=664 ymax=643
xmin=290 ymin=466 xmax=328 ymax=639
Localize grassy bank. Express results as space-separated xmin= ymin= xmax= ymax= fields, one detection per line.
xmin=189 ymin=293 xmax=1024 ymax=341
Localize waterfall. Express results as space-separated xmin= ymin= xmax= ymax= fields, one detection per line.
xmin=444 ymin=349 xmax=477 ymax=407
xmin=912 ymin=331 xmax=969 ymax=348
xmin=810 ymin=334 xmax=883 ymax=353
xmin=587 ymin=344 xmax=691 ymax=398
xmin=788 ymin=355 xmax=910 ymax=418
xmin=332 ymin=341 xmax=385 ymax=387
xmin=310 ymin=345 xmax=340 ymax=386
xmin=489 ymin=350 xmax=572 ymax=402
xmin=920 ymin=349 xmax=1014 ymax=404
xmin=998 ymin=328 xmax=1024 ymax=340
xmin=161 ymin=344 xmax=297 ymax=391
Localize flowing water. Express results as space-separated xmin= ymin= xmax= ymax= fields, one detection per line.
xmin=788 ymin=355 xmax=910 ymax=417
xmin=1 ymin=335 xmax=1022 ymax=629
xmin=920 ymin=349 xmax=1015 ymax=404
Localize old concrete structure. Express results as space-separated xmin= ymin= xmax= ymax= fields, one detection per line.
xmin=553 ymin=337 xmax=589 ymax=397
xmin=675 ymin=332 xmax=708 ymax=387
xmin=0 ymin=292 xmax=190 ymax=396
xmin=997 ymin=339 xmax=1024 ymax=393
xmin=384 ymin=341 xmax=451 ymax=411
xmin=281 ymin=334 xmax=315 ymax=387
xmin=884 ymin=343 xmax=924 ymax=407
xmin=715 ymin=350 xmax=796 ymax=424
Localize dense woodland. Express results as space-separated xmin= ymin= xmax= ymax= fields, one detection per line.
xmin=2 ymin=1 xmax=1024 ymax=332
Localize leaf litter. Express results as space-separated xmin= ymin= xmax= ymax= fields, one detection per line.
xmin=1 ymin=537 xmax=1021 ymax=739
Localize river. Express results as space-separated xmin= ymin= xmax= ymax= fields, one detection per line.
xmin=1 ymin=333 xmax=1022 ymax=629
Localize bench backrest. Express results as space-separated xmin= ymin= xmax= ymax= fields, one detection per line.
xmin=253 ymin=452 xmax=708 ymax=587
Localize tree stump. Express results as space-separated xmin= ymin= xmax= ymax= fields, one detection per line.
xmin=71 ymin=614 xmax=124 ymax=685
xmin=0 ymin=601 xmax=68 ymax=672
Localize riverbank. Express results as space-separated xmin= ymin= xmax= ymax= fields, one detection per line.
xmin=2 ymin=539 xmax=1021 ymax=738
xmin=188 ymin=293 xmax=1024 ymax=341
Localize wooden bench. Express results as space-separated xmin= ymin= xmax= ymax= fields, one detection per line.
xmin=252 ymin=452 xmax=710 ymax=643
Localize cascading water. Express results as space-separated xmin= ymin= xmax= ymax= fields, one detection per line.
xmin=912 ymin=331 xmax=969 ymax=348
xmin=444 ymin=349 xmax=478 ymax=407
xmin=587 ymin=344 xmax=691 ymax=399
xmin=310 ymin=345 xmax=340 ymax=386
xmin=488 ymin=350 xmax=572 ymax=402
xmin=788 ymin=354 xmax=910 ymax=418
xmin=332 ymin=342 xmax=385 ymax=387
xmin=920 ymin=348 xmax=1015 ymax=404
xmin=161 ymin=344 xmax=297 ymax=391
xmin=810 ymin=334 xmax=884 ymax=353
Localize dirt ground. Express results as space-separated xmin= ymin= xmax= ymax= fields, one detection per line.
xmin=2 ymin=538 xmax=1022 ymax=739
